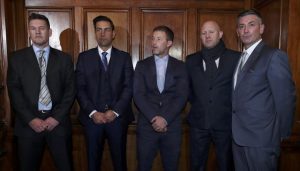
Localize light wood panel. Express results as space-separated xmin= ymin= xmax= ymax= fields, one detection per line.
xmin=198 ymin=10 xmax=241 ymax=51
xmin=141 ymin=9 xmax=187 ymax=60
xmin=1 ymin=0 xmax=300 ymax=171
xmin=84 ymin=9 xmax=130 ymax=52
xmin=26 ymin=10 xmax=74 ymax=57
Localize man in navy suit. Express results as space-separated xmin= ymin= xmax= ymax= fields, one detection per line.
xmin=232 ymin=9 xmax=296 ymax=170
xmin=186 ymin=21 xmax=240 ymax=171
xmin=7 ymin=13 xmax=75 ymax=171
xmin=76 ymin=15 xmax=134 ymax=171
xmin=134 ymin=25 xmax=189 ymax=171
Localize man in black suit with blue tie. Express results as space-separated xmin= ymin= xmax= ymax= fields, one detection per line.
xmin=232 ymin=9 xmax=296 ymax=170
xmin=134 ymin=25 xmax=189 ymax=171
xmin=186 ymin=20 xmax=240 ymax=171
xmin=76 ymin=15 xmax=134 ymax=171
xmin=7 ymin=13 xmax=75 ymax=171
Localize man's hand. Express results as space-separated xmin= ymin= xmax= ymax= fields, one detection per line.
xmin=44 ymin=117 xmax=59 ymax=131
xmin=151 ymin=116 xmax=167 ymax=132
xmin=29 ymin=118 xmax=47 ymax=133
xmin=91 ymin=112 xmax=107 ymax=124
xmin=104 ymin=110 xmax=117 ymax=123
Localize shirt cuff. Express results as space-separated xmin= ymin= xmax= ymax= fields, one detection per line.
xmin=89 ymin=110 xmax=97 ymax=118
xmin=162 ymin=117 xmax=168 ymax=126
xmin=113 ymin=111 xmax=119 ymax=117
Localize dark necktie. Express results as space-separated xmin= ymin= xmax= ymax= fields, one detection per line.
xmin=101 ymin=52 xmax=108 ymax=71
xmin=38 ymin=50 xmax=52 ymax=106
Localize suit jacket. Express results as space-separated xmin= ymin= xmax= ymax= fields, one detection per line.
xmin=76 ymin=47 xmax=134 ymax=124
xmin=232 ymin=41 xmax=296 ymax=147
xmin=186 ymin=49 xmax=240 ymax=130
xmin=7 ymin=46 xmax=76 ymax=137
xmin=133 ymin=56 xmax=189 ymax=131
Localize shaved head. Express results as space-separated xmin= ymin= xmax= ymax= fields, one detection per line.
xmin=201 ymin=20 xmax=221 ymax=32
xmin=200 ymin=20 xmax=223 ymax=49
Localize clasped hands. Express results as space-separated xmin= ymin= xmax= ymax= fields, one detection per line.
xmin=151 ymin=116 xmax=168 ymax=133
xmin=91 ymin=110 xmax=116 ymax=124
xmin=29 ymin=117 xmax=59 ymax=133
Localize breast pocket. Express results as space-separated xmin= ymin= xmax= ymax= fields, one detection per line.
xmin=245 ymin=69 xmax=267 ymax=86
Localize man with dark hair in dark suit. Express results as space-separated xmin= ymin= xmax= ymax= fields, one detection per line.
xmin=186 ymin=20 xmax=240 ymax=171
xmin=232 ymin=9 xmax=296 ymax=170
xmin=134 ymin=25 xmax=189 ymax=171
xmin=76 ymin=15 xmax=134 ymax=171
xmin=7 ymin=13 xmax=75 ymax=171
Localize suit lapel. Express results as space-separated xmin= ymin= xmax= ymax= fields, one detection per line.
xmin=108 ymin=47 xmax=118 ymax=77
xmin=149 ymin=56 xmax=160 ymax=93
xmin=215 ymin=54 xmax=226 ymax=78
xmin=47 ymin=48 xmax=56 ymax=76
xmin=26 ymin=47 xmax=42 ymax=104
xmin=28 ymin=46 xmax=42 ymax=77
xmin=164 ymin=57 xmax=174 ymax=91
xmin=235 ymin=41 xmax=265 ymax=89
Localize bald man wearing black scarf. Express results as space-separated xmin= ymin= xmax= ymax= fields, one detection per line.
xmin=186 ymin=21 xmax=240 ymax=171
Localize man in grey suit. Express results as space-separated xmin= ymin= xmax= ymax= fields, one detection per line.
xmin=232 ymin=9 xmax=296 ymax=170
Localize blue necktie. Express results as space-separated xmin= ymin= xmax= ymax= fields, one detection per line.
xmin=101 ymin=52 xmax=108 ymax=71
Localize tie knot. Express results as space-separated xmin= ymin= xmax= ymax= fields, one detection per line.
xmin=240 ymin=51 xmax=248 ymax=69
xmin=38 ymin=50 xmax=45 ymax=58
xmin=102 ymin=52 xmax=108 ymax=58
xmin=241 ymin=51 xmax=247 ymax=57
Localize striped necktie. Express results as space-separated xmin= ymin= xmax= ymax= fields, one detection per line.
xmin=38 ymin=50 xmax=52 ymax=106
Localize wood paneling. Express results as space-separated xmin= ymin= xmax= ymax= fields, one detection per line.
xmin=141 ymin=9 xmax=186 ymax=60
xmin=197 ymin=10 xmax=241 ymax=51
xmin=26 ymin=10 xmax=74 ymax=57
xmin=1 ymin=0 xmax=300 ymax=171
xmin=84 ymin=9 xmax=130 ymax=52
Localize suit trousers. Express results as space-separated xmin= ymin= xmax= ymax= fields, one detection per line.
xmin=137 ymin=127 xmax=182 ymax=171
xmin=83 ymin=118 xmax=128 ymax=171
xmin=189 ymin=127 xmax=233 ymax=171
xmin=232 ymin=141 xmax=280 ymax=171
xmin=17 ymin=128 xmax=72 ymax=171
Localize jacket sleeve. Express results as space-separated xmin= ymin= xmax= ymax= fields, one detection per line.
xmin=267 ymin=50 xmax=296 ymax=138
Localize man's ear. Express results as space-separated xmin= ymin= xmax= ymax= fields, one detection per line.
xmin=167 ymin=40 xmax=173 ymax=48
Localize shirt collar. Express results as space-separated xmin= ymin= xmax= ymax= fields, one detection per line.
xmin=244 ymin=39 xmax=262 ymax=55
xmin=98 ymin=46 xmax=112 ymax=55
xmin=33 ymin=45 xmax=50 ymax=59
xmin=154 ymin=55 xmax=169 ymax=62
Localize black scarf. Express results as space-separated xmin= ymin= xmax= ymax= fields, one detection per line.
xmin=201 ymin=40 xmax=226 ymax=82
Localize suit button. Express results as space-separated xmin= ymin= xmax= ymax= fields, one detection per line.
xmin=209 ymin=100 xmax=212 ymax=104
xmin=209 ymin=87 xmax=212 ymax=90
xmin=232 ymin=110 xmax=236 ymax=114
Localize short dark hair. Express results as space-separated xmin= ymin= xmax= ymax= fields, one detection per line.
xmin=237 ymin=8 xmax=263 ymax=23
xmin=93 ymin=15 xmax=115 ymax=31
xmin=28 ymin=13 xmax=50 ymax=28
xmin=153 ymin=25 xmax=174 ymax=41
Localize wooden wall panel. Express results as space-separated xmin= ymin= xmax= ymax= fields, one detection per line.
xmin=141 ymin=9 xmax=186 ymax=60
xmin=1 ymin=0 xmax=300 ymax=171
xmin=198 ymin=10 xmax=241 ymax=51
xmin=255 ymin=0 xmax=282 ymax=49
xmin=26 ymin=9 xmax=75 ymax=58
xmin=84 ymin=9 xmax=130 ymax=52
